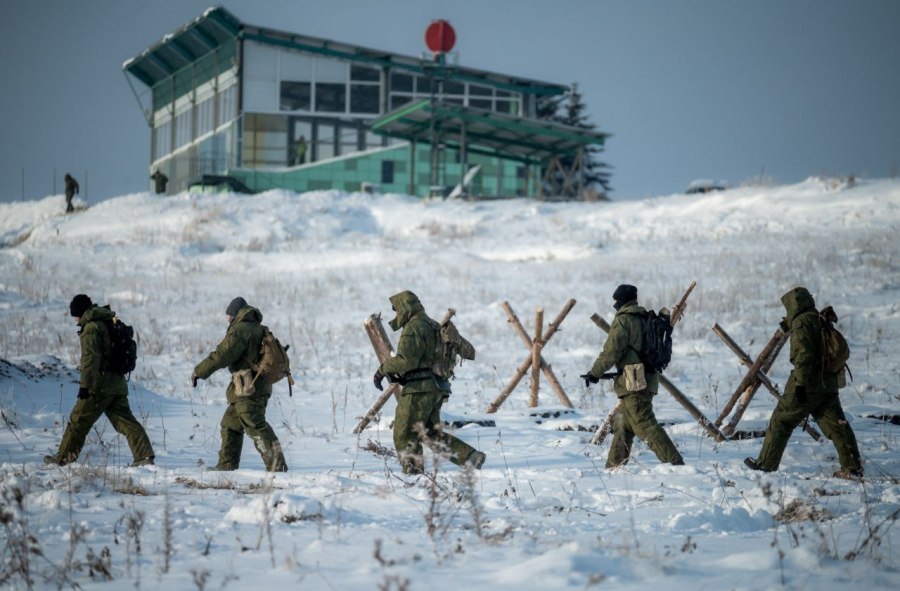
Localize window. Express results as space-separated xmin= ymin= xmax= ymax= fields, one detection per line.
xmin=280 ymin=81 xmax=311 ymax=111
xmin=469 ymin=84 xmax=492 ymax=96
xmin=175 ymin=109 xmax=192 ymax=148
xmin=315 ymin=83 xmax=346 ymax=112
xmin=196 ymin=96 xmax=214 ymax=136
xmin=350 ymin=84 xmax=379 ymax=114
xmin=390 ymin=72 xmax=413 ymax=92
xmin=316 ymin=123 xmax=335 ymax=159
xmin=469 ymin=99 xmax=492 ymax=110
xmin=351 ymin=65 xmax=380 ymax=82
xmin=444 ymin=80 xmax=464 ymax=95
xmin=153 ymin=121 xmax=172 ymax=161
xmin=381 ymin=160 xmax=394 ymax=184
xmin=217 ymin=85 xmax=237 ymax=126
xmin=338 ymin=126 xmax=361 ymax=156
xmin=390 ymin=94 xmax=413 ymax=110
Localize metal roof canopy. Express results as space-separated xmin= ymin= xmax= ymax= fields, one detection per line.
xmin=370 ymin=100 xmax=610 ymax=164
xmin=123 ymin=7 xmax=567 ymax=97
xmin=123 ymin=7 xmax=241 ymax=87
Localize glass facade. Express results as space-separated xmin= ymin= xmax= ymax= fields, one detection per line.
xmin=146 ymin=36 xmax=546 ymax=196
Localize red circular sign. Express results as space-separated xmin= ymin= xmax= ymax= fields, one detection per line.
xmin=425 ymin=20 xmax=456 ymax=54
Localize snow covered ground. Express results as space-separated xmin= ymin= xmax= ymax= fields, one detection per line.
xmin=0 ymin=177 xmax=898 ymax=590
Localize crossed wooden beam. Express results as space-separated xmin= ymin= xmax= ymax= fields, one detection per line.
xmin=486 ymin=299 xmax=576 ymax=413
xmin=712 ymin=323 xmax=822 ymax=441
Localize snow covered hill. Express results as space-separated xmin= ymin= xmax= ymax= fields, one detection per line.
xmin=0 ymin=178 xmax=898 ymax=590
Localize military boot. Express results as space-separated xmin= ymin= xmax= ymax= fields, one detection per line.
xmin=129 ymin=456 xmax=155 ymax=468
xmin=465 ymin=450 xmax=486 ymax=469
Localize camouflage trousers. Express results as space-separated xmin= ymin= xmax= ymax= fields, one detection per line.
xmin=54 ymin=391 xmax=154 ymax=464
xmin=607 ymin=392 xmax=683 ymax=468
xmin=217 ymin=394 xmax=287 ymax=471
xmin=393 ymin=391 xmax=475 ymax=474
xmin=756 ymin=390 xmax=861 ymax=472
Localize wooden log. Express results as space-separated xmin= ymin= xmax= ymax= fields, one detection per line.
xmin=501 ymin=301 xmax=574 ymax=408
xmin=487 ymin=355 xmax=532 ymax=413
xmin=712 ymin=323 xmax=821 ymax=441
xmin=353 ymin=309 xmax=456 ymax=434
xmin=487 ymin=299 xmax=576 ymax=413
xmin=590 ymin=313 xmax=727 ymax=443
xmin=722 ymin=330 xmax=788 ymax=435
xmin=713 ymin=326 xmax=786 ymax=426
xmin=529 ymin=308 xmax=544 ymax=407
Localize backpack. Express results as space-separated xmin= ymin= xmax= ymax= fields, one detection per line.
xmin=432 ymin=319 xmax=475 ymax=380
xmin=251 ymin=326 xmax=295 ymax=395
xmin=104 ymin=316 xmax=138 ymax=376
xmin=819 ymin=306 xmax=851 ymax=379
xmin=629 ymin=309 xmax=673 ymax=374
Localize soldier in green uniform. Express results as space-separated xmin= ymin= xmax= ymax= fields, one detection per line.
xmin=64 ymin=173 xmax=79 ymax=213
xmin=584 ymin=284 xmax=684 ymax=468
xmin=44 ymin=294 xmax=155 ymax=467
xmin=192 ymin=297 xmax=288 ymax=472
xmin=374 ymin=290 xmax=486 ymax=475
xmin=744 ymin=287 xmax=863 ymax=479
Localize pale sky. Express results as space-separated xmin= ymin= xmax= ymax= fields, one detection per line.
xmin=2 ymin=0 xmax=898 ymax=202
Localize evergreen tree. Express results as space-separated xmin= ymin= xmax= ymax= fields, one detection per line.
xmin=540 ymin=83 xmax=612 ymax=199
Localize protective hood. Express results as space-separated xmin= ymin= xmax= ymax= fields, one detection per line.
xmin=781 ymin=287 xmax=816 ymax=324
xmin=230 ymin=305 xmax=263 ymax=326
xmin=78 ymin=305 xmax=115 ymax=327
xmin=388 ymin=290 xmax=424 ymax=331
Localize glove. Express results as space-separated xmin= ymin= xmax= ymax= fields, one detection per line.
xmin=580 ymin=373 xmax=599 ymax=388
xmin=374 ymin=370 xmax=386 ymax=391
xmin=77 ymin=387 xmax=91 ymax=400
xmin=794 ymin=384 xmax=806 ymax=400
xmin=191 ymin=372 xmax=199 ymax=388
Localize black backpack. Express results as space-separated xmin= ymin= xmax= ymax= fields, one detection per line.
xmin=629 ymin=310 xmax=673 ymax=374
xmin=103 ymin=316 xmax=138 ymax=376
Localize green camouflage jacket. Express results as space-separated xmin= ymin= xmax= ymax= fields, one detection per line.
xmin=589 ymin=300 xmax=660 ymax=398
xmin=380 ymin=291 xmax=447 ymax=394
xmin=780 ymin=287 xmax=825 ymax=395
xmin=194 ymin=305 xmax=269 ymax=403
xmin=78 ymin=305 xmax=127 ymax=397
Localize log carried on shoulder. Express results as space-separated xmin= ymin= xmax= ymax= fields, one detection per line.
xmin=353 ymin=309 xmax=456 ymax=434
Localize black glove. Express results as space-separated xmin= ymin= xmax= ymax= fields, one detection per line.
xmin=77 ymin=387 xmax=91 ymax=400
xmin=374 ymin=370 xmax=386 ymax=391
xmin=191 ymin=372 xmax=199 ymax=388
xmin=580 ymin=373 xmax=599 ymax=388
xmin=794 ymin=384 xmax=806 ymax=400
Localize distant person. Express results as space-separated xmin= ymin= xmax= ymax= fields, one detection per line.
xmin=191 ymin=297 xmax=288 ymax=472
xmin=151 ymin=169 xmax=169 ymax=194
xmin=294 ymin=135 xmax=307 ymax=165
xmin=582 ymin=284 xmax=684 ymax=468
xmin=64 ymin=173 xmax=79 ymax=213
xmin=44 ymin=294 xmax=155 ymax=467
xmin=744 ymin=288 xmax=863 ymax=479
xmin=374 ymin=290 xmax=485 ymax=475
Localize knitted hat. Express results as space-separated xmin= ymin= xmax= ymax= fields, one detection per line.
xmin=69 ymin=294 xmax=93 ymax=317
xmin=225 ymin=297 xmax=248 ymax=317
xmin=612 ymin=284 xmax=638 ymax=305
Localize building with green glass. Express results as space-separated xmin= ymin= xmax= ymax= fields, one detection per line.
xmin=124 ymin=7 xmax=608 ymax=198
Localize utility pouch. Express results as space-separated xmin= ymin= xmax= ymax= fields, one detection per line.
xmin=837 ymin=367 xmax=847 ymax=389
xmin=232 ymin=369 xmax=256 ymax=397
xmin=623 ymin=363 xmax=647 ymax=392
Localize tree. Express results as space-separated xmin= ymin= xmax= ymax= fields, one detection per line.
xmin=539 ymin=83 xmax=612 ymax=200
